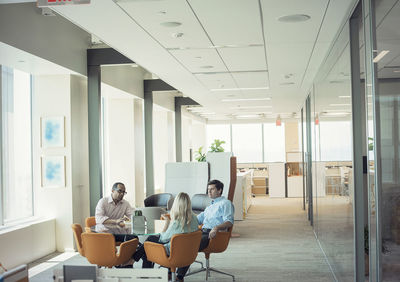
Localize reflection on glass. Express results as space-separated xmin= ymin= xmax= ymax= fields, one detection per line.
xmin=370 ymin=0 xmax=400 ymax=280
xmin=312 ymin=19 xmax=354 ymax=281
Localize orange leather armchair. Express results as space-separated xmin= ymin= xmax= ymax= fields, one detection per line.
xmin=85 ymin=216 xmax=96 ymax=232
xmin=187 ymin=227 xmax=235 ymax=281
xmin=144 ymin=230 xmax=202 ymax=281
xmin=71 ymin=224 xmax=85 ymax=257
xmin=81 ymin=232 xmax=138 ymax=268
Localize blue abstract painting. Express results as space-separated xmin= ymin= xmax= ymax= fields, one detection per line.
xmin=42 ymin=156 xmax=65 ymax=187
xmin=41 ymin=117 xmax=64 ymax=148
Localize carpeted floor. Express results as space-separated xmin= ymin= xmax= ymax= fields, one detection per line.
xmin=29 ymin=196 xmax=335 ymax=282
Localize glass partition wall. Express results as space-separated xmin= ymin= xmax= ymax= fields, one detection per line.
xmin=306 ymin=15 xmax=355 ymax=281
xmin=364 ymin=0 xmax=400 ymax=280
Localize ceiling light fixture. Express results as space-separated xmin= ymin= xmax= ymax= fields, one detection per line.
xmin=211 ymin=87 xmax=269 ymax=91
xmin=276 ymin=115 xmax=282 ymax=126
xmin=339 ymin=96 xmax=351 ymax=98
xmin=171 ymin=32 xmax=184 ymax=38
xmin=373 ymin=50 xmax=389 ymax=63
xmin=222 ymin=98 xmax=271 ymax=102
xmin=230 ymin=105 xmax=272 ymax=110
xmin=394 ymin=70 xmax=400 ymax=73
xmin=160 ymin=21 xmax=182 ymax=27
xmin=278 ymin=14 xmax=311 ymax=23
xmin=236 ymin=114 xmax=261 ymax=119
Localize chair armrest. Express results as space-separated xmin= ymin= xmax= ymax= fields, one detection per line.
xmin=204 ymin=230 xmax=231 ymax=253
xmin=144 ymin=241 xmax=169 ymax=266
xmin=116 ymin=238 xmax=138 ymax=265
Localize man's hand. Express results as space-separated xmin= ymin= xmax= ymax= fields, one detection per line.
xmin=117 ymin=218 xmax=125 ymax=227
xmin=209 ymin=227 xmax=218 ymax=239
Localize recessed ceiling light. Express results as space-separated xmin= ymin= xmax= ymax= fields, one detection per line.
xmin=222 ymin=98 xmax=271 ymax=102
xmin=200 ymin=65 xmax=214 ymax=69
xmin=394 ymin=70 xmax=400 ymax=73
xmin=160 ymin=21 xmax=182 ymax=27
xmin=171 ymin=32 xmax=184 ymax=38
xmin=339 ymin=96 xmax=351 ymax=98
xmin=278 ymin=14 xmax=311 ymax=23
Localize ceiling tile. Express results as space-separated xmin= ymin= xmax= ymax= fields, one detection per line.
xmin=231 ymin=71 xmax=269 ymax=88
xmin=169 ymin=48 xmax=227 ymax=73
xmin=195 ymin=73 xmax=236 ymax=90
xmin=118 ymin=0 xmax=212 ymax=48
xmin=188 ymin=0 xmax=263 ymax=46
xmin=218 ymin=46 xmax=267 ymax=72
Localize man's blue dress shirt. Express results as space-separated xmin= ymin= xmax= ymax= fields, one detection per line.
xmin=197 ymin=196 xmax=234 ymax=229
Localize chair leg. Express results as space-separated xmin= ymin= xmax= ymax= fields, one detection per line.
xmin=185 ymin=258 xmax=235 ymax=281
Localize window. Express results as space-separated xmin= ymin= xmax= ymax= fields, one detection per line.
xmin=1 ymin=67 xmax=33 ymax=224
xmin=206 ymin=124 xmax=231 ymax=152
xmin=264 ymin=123 xmax=285 ymax=162
xmin=232 ymin=124 xmax=262 ymax=163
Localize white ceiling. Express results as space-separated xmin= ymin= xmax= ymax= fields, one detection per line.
xmin=49 ymin=0 xmax=357 ymax=121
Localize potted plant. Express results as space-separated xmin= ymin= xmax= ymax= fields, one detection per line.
xmin=194 ymin=146 xmax=206 ymax=162
xmin=209 ymin=139 xmax=226 ymax=152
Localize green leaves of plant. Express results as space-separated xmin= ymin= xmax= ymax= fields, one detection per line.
xmin=194 ymin=146 xmax=206 ymax=162
xmin=210 ymin=139 xmax=225 ymax=152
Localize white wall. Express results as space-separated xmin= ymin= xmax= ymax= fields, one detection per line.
xmin=134 ymin=99 xmax=145 ymax=207
xmin=153 ymin=106 xmax=172 ymax=193
xmin=33 ymin=74 xmax=89 ymax=252
xmin=0 ymin=219 xmax=56 ymax=269
xmin=103 ymin=97 xmax=136 ymax=205
xmin=70 ymin=75 xmax=90 ymax=226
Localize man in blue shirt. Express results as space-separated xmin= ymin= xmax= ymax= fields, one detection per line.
xmin=176 ymin=179 xmax=234 ymax=281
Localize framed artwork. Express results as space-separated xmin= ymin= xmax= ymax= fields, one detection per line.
xmin=41 ymin=116 xmax=65 ymax=148
xmin=41 ymin=156 xmax=65 ymax=188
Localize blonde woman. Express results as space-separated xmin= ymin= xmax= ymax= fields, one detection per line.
xmin=133 ymin=192 xmax=199 ymax=271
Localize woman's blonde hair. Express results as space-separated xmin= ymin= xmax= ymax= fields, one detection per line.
xmin=170 ymin=192 xmax=192 ymax=230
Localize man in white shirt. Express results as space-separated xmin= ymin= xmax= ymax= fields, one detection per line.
xmin=95 ymin=182 xmax=133 ymax=227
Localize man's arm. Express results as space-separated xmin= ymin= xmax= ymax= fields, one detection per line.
xmin=209 ymin=221 xmax=233 ymax=239
xmin=95 ymin=199 xmax=124 ymax=225
xmin=209 ymin=201 xmax=234 ymax=239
